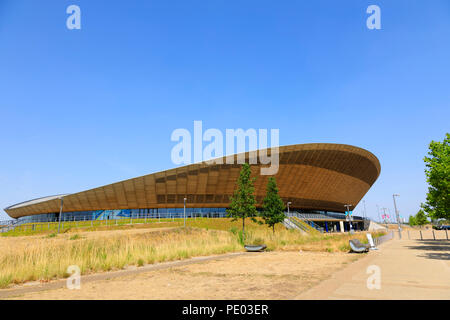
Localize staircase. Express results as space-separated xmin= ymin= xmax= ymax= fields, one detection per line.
xmin=283 ymin=218 xmax=307 ymax=234
xmin=291 ymin=216 xmax=321 ymax=234
xmin=285 ymin=212 xmax=324 ymax=233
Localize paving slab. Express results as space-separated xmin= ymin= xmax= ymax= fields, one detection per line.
xmin=296 ymin=239 xmax=450 ymax=299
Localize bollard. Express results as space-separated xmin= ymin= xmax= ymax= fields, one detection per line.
xmin=432 ymin=230 xmax=436 ymax=241
xmin=408 ymin=230 xmax=410 ymax=240
xmin=446 ymin=229 xmax=448 ymax=241
xmin=420 ymin=230 xmax=423 ymax=240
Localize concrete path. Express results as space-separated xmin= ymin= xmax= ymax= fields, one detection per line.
xmin=297 ymin=239 xmax=450 ymax=299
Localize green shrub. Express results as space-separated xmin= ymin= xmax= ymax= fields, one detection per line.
xmin=0 ymin=275 xmax=12 ymax=289
xmin=237 ymin=230 xmax=246 ymax=245
xmin=229 ymin=226 xmax=238 ymax=235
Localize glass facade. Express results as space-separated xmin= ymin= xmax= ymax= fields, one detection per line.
xmin=296 ymin=209 xmax=364 ymax=221
xmin=16 ymin=208 xmax=366 ymax=230
xmin=17 ymin=207 xmax=229 ymax=224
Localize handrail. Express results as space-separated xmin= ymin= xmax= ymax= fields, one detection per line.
xmin=285 ymin=212 xmax=321 ymax=233
xmin=288 ymin=212 xmax=323 ymax=232
xmin=283 ymin=218 xmax=302 ymax=231
xmin=288 ymin=216 xmax=309 ymax=233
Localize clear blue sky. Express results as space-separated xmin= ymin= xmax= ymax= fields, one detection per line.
xmin=0 ymin=0 xmax=449 ymax=221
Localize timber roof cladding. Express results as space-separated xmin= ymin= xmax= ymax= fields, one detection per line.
xmin=4 ymin=143 xmax=381 ymax=219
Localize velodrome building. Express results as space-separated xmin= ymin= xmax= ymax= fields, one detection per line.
xmin=4 ymin=143 xmax=381 ymax=232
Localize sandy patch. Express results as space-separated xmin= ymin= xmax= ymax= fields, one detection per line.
xmin=11 ymin=251 xmax=359 ymax=300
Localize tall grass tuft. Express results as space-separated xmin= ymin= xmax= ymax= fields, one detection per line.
xmin=0 ymin=228 xmax=241 ymax=288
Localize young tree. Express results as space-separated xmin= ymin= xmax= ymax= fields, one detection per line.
xmin=408 ymin=215 xmax=416 ymax=226
xmin=227 ymin=163 xmax=258 ymax=241
xmin=260 ymin=177 xmax=286 ymax=234
xmin=423 ymin=133 xmax=450 ymax=220
xmin=415 ymin=209 xmax=428 ymax=227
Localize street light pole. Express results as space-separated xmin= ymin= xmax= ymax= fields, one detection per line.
xmin=184 ymin=197 xmax=187 ymax=228
xmin=393 ymin=194 xmax=401 ymax=239
xmin=57 ymin=197 xmax=64 ymax=234
xmin=363 ymin=200 xmax=367 ymax=219
xmin=381 ymin=207 xmax=388 ymax=229
xmin=344 ymin=204 xmax=352 ymax=231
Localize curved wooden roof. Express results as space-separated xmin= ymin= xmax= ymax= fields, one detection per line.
xmin=4 ymin=143 xmax=380 ymax=219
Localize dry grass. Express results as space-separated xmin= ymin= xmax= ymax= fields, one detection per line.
xmin=0 ymin=218 xmax=384 ymax=289
xmin=0 ymin=228 xmax=240 ymax=288
xmin=1 ymin=217 xmax=288 ymax=237
xmin=0 ymin=218 xmax=186 ymax=237
xmin=244 ymin=226 xmax=377 ymax=253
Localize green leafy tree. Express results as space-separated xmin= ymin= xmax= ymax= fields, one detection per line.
xmin=227 ymin=163 xmax=258 ymax=242
xmin=408 ymin=215 xmax=416 ymax=226
xmin=415 ymin=209 xmax=428 ymax=227
xmin=260 ymin=177 xmax=286 ymax=234
xmin=423 ymin=133 xmax=450 ymax=220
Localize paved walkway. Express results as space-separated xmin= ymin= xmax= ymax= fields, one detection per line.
xmin=297 ymin=239 xmax=450 ymax=299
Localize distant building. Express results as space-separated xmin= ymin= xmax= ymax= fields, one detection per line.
xmin=4 ymin=143 xmax=380 ymax=231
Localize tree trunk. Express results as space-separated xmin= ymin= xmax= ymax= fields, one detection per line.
xmin=242 ymin=217 xmax=245 ymax=242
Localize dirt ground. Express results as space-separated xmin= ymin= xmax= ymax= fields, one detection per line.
xmin=9 ymin=251 xmax=359 ymax=300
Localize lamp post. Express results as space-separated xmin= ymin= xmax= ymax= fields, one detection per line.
xmin=184 ymin=197 xmax=187 ymax=228
xmin=57 ymin=196 xmax=64 ymax=234
xmin=344 ymin=204 xmax=352 ymax=231
xmin=381 ymin=207 xmax=388 ymax=229
xmin=393 ymin=194 xmax=401 ymax=239
xmin=363 ymin=200 xmax=367 ymax=219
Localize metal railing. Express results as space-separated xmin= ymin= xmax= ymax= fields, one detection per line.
xmin=0 ymin=212 xmax=229 ymax=234
xmin=374 ymin=231 xmax=394 ymax=246
xmin=283 ymin=218 xmax=303 ymax=231
xmin=284 ymin=216 xmax=309 ymax=233
xmin=401 ymin=229 xmax=449 ymax=241
xmin=287 ymin=212 xmax=324 ymax=232
xmin=0 ymin=220 xmax=16 ymax=226
xmin=319 ymin=211 xmax=366 ymax=221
